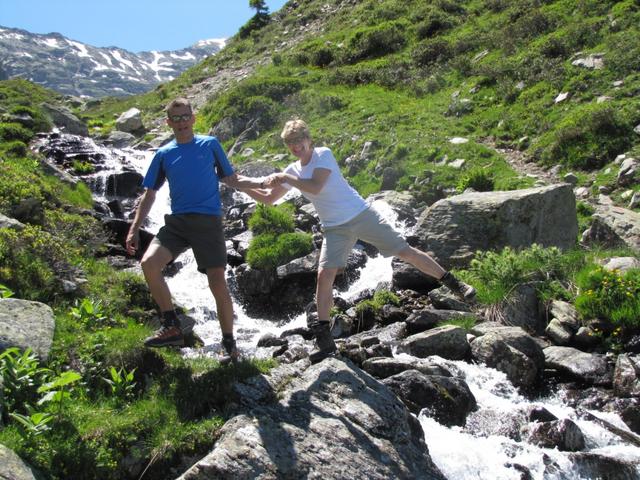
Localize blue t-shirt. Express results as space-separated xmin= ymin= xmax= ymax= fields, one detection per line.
xmin=142 ymin=135 xmax=234 ymax=216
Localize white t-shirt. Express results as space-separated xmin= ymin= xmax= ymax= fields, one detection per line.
xmin=283 ymin=147 xmax=367 ymax=227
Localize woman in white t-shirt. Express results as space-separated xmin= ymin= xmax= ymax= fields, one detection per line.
xmin=243 ymin=119 xmax=475 ymax=362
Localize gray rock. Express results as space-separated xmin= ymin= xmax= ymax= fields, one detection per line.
xmin=179 ymin=358 xmax=446 ymax=480
xmin=415 ymin=184 xmax=578 ymax=270
xmin=613 ymin=354 xmax=640 ymax=398
xmin=0 ymin=444 xmax=42 ymax=480
xmin=115 ymin=108 xmax=144 ymax=133
xmin=382 ymin=370 xmax=477 ymax=426
xmin=0 ymin=298 xmax=55 ymax=361
xmin=397 ymin=325 xmax=470 ymax=360
xmin=544 ymin=346 xmax=612 ymax=386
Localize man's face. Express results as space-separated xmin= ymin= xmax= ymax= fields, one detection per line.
xmin=166 ymin=106 xmax=195 ymax=137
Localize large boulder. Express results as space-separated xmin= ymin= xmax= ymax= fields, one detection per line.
xmin=0 ymin=298 xmax=55 ymax=361
xmin=414 ymin=184 xmax=578 ymax=269
xmin=40 ymin=103 xmax=88 ymax=136
xmin=178 ymin=358 xmax=446 ymax=480
xmin=115 ymin=108 xmax=144 ymax=134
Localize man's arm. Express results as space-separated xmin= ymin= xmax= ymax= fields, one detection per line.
xmin=241 ymin=184 xmax=289 ymax=205
xmin=126 ymin=189 xmax=156 ymax=255
xmin=220 ymin=172 xmax=266 ymax=190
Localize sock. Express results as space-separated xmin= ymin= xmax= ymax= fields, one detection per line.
xmin=162 ymin=310 xmax=179 ymax=327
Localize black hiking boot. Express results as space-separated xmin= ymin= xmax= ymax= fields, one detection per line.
xmin=308 ymin=320 xmax=337 ymax=364
xmin=439 ymin=271 xmax=476 ymax=301
xmin=219 ymin=336 xmax=241 ymax=365
xmin=144 ymin=325 xmax=184 ymax=347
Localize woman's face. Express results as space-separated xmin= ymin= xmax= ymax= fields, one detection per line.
xmin=285 ymin=138 xmax=312 ymax=158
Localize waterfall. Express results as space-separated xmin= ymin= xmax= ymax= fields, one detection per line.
xmin=78 ymin=137 xmax=640 ymax=480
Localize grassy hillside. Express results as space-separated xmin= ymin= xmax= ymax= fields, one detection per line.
xmin=84 ymin=0 xmax=640 ymax=201
xmin=1 ymin=1 xmax=640 ymax=478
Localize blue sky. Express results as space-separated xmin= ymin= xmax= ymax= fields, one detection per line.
xmin=0 ymin=0 xmax=289 ymax=52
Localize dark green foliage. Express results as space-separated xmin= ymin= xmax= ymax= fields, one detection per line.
xmin=247 ymin=203 xmax=295 ymax=235
xmin=9 ymin=105 xmax=52 ymax=132
xmin=412 ymin=38 xmax=453 ymax=66
xmin=538 ymin=105 xmax=634 ymax=169
xmin=457 ymin=167 xmax=495 ymax=192
xmin=463 ymin=244 xmax=582 ymax=305
xmin=344 ymin=22 xmax=407 ymax=63
xmin=246 ymin=232 xmax=314 ymax=269
xmin=1 ymin=140 xmax=28 ymax=157
xmin=0 ymin=225 xmax=71 ymax=302
xmin=0 ymin=122 xmax=33 ymax=143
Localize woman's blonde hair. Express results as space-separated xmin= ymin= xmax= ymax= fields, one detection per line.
xmin=280 ymin=119 xmax=311 ymax=144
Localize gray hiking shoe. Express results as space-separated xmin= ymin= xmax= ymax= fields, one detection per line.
xmin=440 ymin=272 xmax=476 ymax=301
xmin=308 ymin=320 xmax=337 ymax=364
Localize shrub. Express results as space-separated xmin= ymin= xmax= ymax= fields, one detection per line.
xmin=246 ymin=232 xmax=313 ymax=269
xmin=9 ymin=105 xmax=52 ymax=133
xmin=1 ymin=140 xmax=28 ymax=157
xmin=415 ymin=9 xmax=457 ymax=39
xmin=247 ymin=203 xmax=295 ymax=236
xmin=0 ymin=122 xmax=33 ymax=143
xmin=575 ymin=265 xmax=640 ymax=329
xmin=344 ymin=22 xmax=407 ymax=63
xmin=463 ymin=244 xmax=582 ymax=304
xmin=0 ymin=225 xmax=71 ymax=301
xmin=412 ymin=38 xmax=453 ymax=66
xmin=457 ymin=167 xmax=495 ymax=192
xmin=540 ymin=105 xmax=634 ymax=170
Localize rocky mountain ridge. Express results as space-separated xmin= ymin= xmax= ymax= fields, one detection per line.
xmin=0 ymin=25 xmax=225 ymax=98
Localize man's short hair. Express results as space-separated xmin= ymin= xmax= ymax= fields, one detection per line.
xmin=281 ymin=119 xmax=311 ymax=144
xmin=166 ymin=98 xmax=192 ymax=115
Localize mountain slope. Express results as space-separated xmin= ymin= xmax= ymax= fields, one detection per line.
xmin=0 ymin=25 xmax=225 ymax=98
xmin=84 ymin=0 xmax=640 ymax=204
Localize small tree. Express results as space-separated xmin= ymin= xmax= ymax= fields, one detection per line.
xmin=249 ymin=0 xmax=269 ymax=16
xmin=240 ymin=0 xmax=270 ymax=38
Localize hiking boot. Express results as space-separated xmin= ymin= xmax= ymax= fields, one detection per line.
xmin=439 ymin=271 xmax=476 ymax=301
xmin=144 ymin=325 xmax=184 ymax=347
xmin=219 ymin=337 xmax=241 ymax=365
xmin=308 ymin=320 xmax=337 ymax=364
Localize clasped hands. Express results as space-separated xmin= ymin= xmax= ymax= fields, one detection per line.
xmin=262 ymin=173 xmax=288 ymax=188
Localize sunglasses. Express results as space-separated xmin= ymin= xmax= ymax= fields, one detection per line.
xmin=168 ymin=113 xmax=193 ymax=122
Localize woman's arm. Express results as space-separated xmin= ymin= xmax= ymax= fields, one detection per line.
xmin=267 ymin=168 xmax=331 ymax=195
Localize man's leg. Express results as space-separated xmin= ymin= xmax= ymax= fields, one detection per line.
xmin=396 ymin=246 xmax=475 ymax=299
xmin=206 ymin=267 xmax=239 ymax=362
xmin=141 ymin=242 xmax=174 ymax=312
xmin=141 ymin=242 xmax=184 ymax=346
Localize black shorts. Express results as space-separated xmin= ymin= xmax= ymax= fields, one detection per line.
xmin=153 ymin=214 xmax=226 ymax=273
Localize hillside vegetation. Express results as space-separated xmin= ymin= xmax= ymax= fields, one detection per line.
xmin=85 ymin=0 xmax=640 ymax=201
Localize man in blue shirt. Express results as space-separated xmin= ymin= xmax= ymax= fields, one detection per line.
xmin=126 ymin=98 xmax=265 ymax=361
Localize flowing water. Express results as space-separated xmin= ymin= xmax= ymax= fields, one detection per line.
xmin=81 ymin=137 xmax=640 ymax=480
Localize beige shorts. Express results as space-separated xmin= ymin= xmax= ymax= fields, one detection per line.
xmin=319 ymin=206 xmax=408 ymax=269
xmin=153 ymin=214 xmax=227 ymax=273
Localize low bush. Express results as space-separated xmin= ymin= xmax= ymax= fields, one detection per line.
xmin=344 ymin=22 xmax=407 ymax=63
xmin=247 ymin=203 xmax=295 ymax=236
xmin=0 ymin=122 xmax=33 ymax=143
xmin=538 ymin=105 xmax=634 ymax=170
xmin=457 ymin=167 xmax=495 ymax=192
xmin=246 ymin=232 xmax=313 ymax=269
xmin=462 ymin=244 xmax=582 ymax=304
xmin=575 ymin=265 xmax=640 ymax=329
